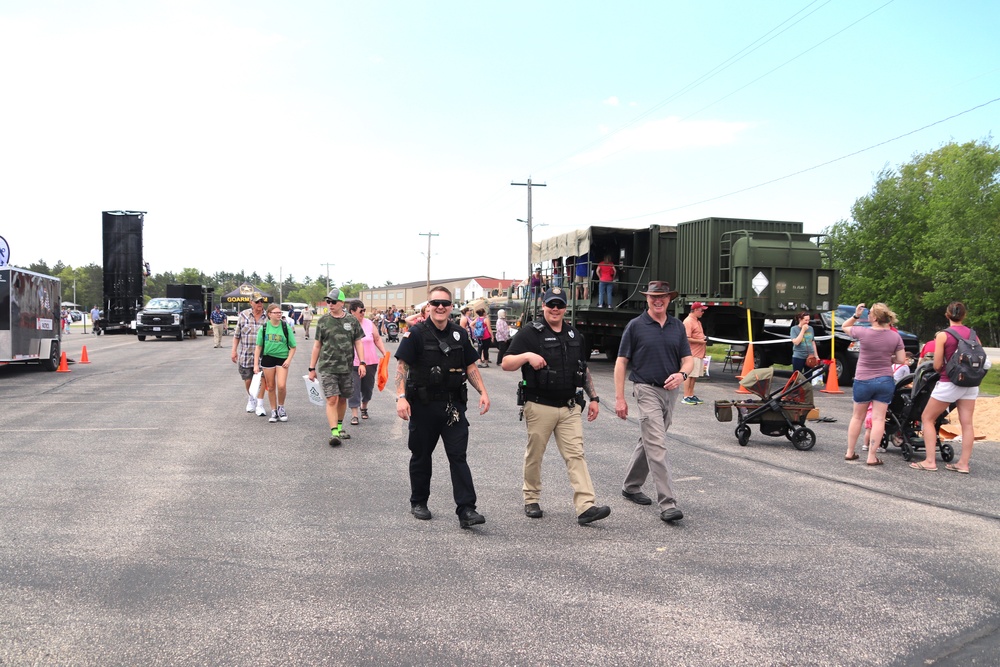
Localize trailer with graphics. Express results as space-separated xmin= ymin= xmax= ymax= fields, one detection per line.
xmin=530 ymin=217 xmax=839 ymax=364
xmin=0 ymin=266 xmax=62 ymax=371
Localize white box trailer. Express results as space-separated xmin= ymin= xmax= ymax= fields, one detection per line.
xmin=0 ymin=266 xmax=62 ymax=371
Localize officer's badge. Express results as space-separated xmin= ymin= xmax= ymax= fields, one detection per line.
xmin=453 ymin=331 xmax=460 ymax=341
xmin=568 ymin=329 xmax=575 ymax=338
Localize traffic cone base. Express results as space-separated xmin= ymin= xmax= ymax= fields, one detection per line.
xmin=56 ymin=351 xmax=70 ymax=372
xmin=820 ymin=362 xmax=844 ymax=394
xmin=735 ymin=343 xmax=755 ymax=393
xmin=80 ymin=346 xmax=91 ymax=364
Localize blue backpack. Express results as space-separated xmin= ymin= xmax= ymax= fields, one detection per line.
xmin=473 ymin=317 xmax=485 ymax=340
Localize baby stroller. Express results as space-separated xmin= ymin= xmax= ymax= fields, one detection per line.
xmin=385 ymin=321 xmax=399 ymax=343
xmin=882 ymin=362 xmax=955 ymax=462
xmin=714 ymin=366 xmax=824 ymax=450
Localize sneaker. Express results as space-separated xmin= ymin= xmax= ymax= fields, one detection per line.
xmin=328 ymin=435 xmax=342 ymax=447
xmin=681 ymin=396 xmax=698 ymax=406
xmin=246 ymin=396 xmax=257 ymax=413
xmin=276 ymin=406 xmax=288 ymax=422
xmin=255 ymin=402 xmax=267 ymax=417
xmin=877 ymin=446 xmax=886 ymax=453
xmin=268 ymin=410 xmax=278 ymax=423
xmin=861 ymin=444 xmax=869 ymax=451
xmin=691 ymin=395 xmax=704 ymax=404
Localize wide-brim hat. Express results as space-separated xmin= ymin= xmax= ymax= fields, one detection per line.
xmin=640 ymin=280 xmax=679 ymax=298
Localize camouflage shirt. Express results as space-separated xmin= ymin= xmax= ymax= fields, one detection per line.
xmin=315 ymin=313 xmax=364 ymax=375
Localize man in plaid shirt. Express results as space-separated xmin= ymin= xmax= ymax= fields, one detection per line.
xmin=231 ymin=292 xmax=269 ymax=415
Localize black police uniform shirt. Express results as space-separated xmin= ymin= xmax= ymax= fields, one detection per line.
xmin=506 ymin=320 xmax=587 ymax=400
xmin=395 ymin=320 xmax=479 ymax=389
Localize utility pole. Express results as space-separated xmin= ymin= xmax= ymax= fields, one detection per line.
xmin=418 ymin=231 xmax=439 ymax=296
xmin=320 ymin=263 xmax=335 ymax=293
xmin=511 ymin=178 xmax=546 ymax=282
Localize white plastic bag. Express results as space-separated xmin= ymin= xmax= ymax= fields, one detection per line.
xmin=703 ymin=356 xmax=711 ymax=377
xmin=248 ymin=371 xmax=263 ymax=398
xmin=303 ymin=374 xmax=325 ymax=406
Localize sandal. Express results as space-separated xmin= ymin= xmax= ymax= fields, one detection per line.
xmin=945 ymin=463 xmax=970 ymax=474
xmin=361 ymin=408 xmax=369 ymax=420
xmin=845 ymin=453 xmax=859 ymax=461
xmin=909 ymin=461 xmax=937 ymax=472
xmin=866 ymin=458 xmax=884 ymax=466
xmin=350 ymin=416 xmax=360 ymax=426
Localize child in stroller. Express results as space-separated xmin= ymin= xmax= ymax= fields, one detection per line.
xmin=881 ymin=361 xmax=955 ymax=463
xmin=384 ymin=321 xmax=400 ymax=343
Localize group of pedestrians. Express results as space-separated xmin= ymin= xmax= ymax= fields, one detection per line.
xmin=395 ymin=281 xmax=691 ymax=530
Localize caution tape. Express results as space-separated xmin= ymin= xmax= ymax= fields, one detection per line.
xmin=707 ymin=335 xmax=835 ymax=346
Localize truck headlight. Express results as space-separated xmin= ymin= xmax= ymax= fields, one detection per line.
xmin=173 ymin=314 xmax=181 ymax=325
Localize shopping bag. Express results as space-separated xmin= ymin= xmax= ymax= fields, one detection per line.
xmin=248 ymin=371 xmax=262 ymax=398
xmin=703 ymin=356 xmax=711 ymax=377
xmin=377 ymin=354 xmax=390 ymax=392
xmin=303 ymin=374 xmax=325 ymax=406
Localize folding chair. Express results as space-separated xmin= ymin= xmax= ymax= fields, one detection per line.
xmin=722 ymin=345 xmax=746 ymax=373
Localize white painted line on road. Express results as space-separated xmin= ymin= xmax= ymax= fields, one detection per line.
xmin=674 ymin=476 xmax=703 ymax=482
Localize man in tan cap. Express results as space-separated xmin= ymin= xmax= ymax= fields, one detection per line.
xmin=614 ymin=281 xmax=693 ymax=523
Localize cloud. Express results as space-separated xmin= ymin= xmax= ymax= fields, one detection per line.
xmin=572 ymin=115 xmax=753 ymax=165
xmin=602 ymin=95 xmax=619 ymax=106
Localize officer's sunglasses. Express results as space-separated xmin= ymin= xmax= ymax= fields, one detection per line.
xmin=545 ymin=302 xmax=567 ymax=310
xmin=428 ymin=299 xmax=452 ymax=308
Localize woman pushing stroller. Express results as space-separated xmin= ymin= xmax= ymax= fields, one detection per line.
xmin=842 ymin=303 xmax=906 ymax=466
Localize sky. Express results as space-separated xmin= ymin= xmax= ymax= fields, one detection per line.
xmin=1 ymin=0 xmax=997 ymax=289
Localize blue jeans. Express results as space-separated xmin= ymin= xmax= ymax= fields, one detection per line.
xmin=599 ymin=281 xmax=613 ymax=307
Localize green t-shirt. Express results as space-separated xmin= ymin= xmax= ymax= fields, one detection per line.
xmin=315 ymin=313 xmax=364 ymax=374
xmin=256 ymin=320 xmax=296 ymax=359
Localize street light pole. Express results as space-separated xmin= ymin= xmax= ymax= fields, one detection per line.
xmin=418 ymin=231 xmax=439 ymax=297
xmin=320 ymin=263 xmax=335 ymax=293
xmin=511 ymin=177 xmax=546 ymax=280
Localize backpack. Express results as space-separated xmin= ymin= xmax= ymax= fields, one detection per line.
xmin=943 ymin=327 xmax=988 ymax=387
xmin=473 ymin=317 xmax=485 ymax=340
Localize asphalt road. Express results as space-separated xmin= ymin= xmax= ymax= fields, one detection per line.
xmin=2 ymin=331 xmax=999 ymax=666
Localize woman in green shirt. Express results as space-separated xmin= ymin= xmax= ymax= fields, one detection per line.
xmin=254 ymin=303 xmax=297 ymax=423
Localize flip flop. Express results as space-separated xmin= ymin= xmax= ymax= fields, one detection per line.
xmin=945 ymin=464 xmax=970 ymax=474
xmin=350 ymin=416 xmax=360 ymax=426
xmin=845 ymin=454 xmax=859 ymax=461
xmin=866 ymin=458 xmax=884 ymax=466
xmin=909 ymin=462 xmax=937 ymax=471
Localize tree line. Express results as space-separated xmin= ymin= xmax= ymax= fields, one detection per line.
xmin=22 ymin=261 xmax=375 ymax=312
xmin=826 ymin=139 xmax=1000 ymax=345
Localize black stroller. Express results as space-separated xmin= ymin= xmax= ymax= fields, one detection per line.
xmin=714 ymin=366 xmax=824 ymax=450
xmin=882 ymin=362 xmax=955 ymax=462
xmin=385 ymin=321 xmax=399 ymax=343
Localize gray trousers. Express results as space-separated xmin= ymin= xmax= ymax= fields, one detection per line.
xmin=622 ymin=383 xmax=679 ymax=510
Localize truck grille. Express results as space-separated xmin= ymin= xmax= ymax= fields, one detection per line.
xmin=140 ymin=314 xmax=172 ymax=325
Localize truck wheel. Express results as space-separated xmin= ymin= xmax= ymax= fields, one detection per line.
xmin=176 ymin=331 xmax=184 ymax=341
xmin=137 ymin=335 xmax=146 ymax=341
xmin=834 ymin=358 xmax=856 ymax=385
xmin=40 ymin=340 xmax=60 ymax=371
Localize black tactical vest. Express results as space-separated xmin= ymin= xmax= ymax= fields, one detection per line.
xmin=522 ymin=320 xmax=585 ymax=399
xmin=406 ymin=320 xmax=468 ymax=401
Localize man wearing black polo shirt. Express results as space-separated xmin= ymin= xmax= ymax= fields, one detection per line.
xmin=502 ymin=286 xmax=611 ymax=526
xmin=614 ymin=281 xmax=693 ymax=523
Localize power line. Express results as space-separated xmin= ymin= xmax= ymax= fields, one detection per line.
xmin=592 ymin=96 xmax=1000 ymax=225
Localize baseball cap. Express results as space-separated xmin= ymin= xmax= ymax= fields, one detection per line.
xmin=326 ymin=288 xmax=346 ymax=302
xmin=691 ymin=302 xmax=708 ymax=310
xmin=542 ymin=286 xmax=568 ymax=305
xmin=251 ymin=292 xmax=264 ymax=302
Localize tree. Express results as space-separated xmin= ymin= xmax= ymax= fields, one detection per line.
xmin=827 ymin=139 xmax=1000 ymax=343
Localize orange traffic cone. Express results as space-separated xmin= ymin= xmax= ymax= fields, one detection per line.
xmin=819 ymin=361 xmax=844 ymax=394
xmin=80 ymin=346 xmax=91 ymax=364
xmin=56 ymin=351 xmax=70 ymax=372
xmin=735 ymin=343 xmax=755 ymax=394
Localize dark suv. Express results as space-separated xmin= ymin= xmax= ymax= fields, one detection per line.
xmin=136 ymin=298 xmax=207 ymax=341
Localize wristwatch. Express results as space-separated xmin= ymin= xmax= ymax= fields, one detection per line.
xmin=396 ymin=393 xmax=407 ymax=401
xmin=308 ymin=367 xmax=316 ymax=371
xmin=680 ymin=372 xmax=689 ymax=381
xmin=590 ymin=396 xmax=600 ymax=404
xmin=358 ymin=361 xmax=367 ymax=366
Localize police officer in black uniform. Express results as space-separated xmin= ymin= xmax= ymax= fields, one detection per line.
xmin=501 ymin=286 xmax=611 ymax=525
xmin=394 ymin=285 xmax=491 ymax=529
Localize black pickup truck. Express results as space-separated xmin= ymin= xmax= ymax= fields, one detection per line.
xmin=760 ymin=305 xmax=920 ymax=384
xmin=135 ymin=297 xmax=207 ymax=341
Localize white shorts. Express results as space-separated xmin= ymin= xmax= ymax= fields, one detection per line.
xmin=690 ymin=357 xmax=705 ymax=378
xmin=930 ymin=381 xmax=979 ymax=403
